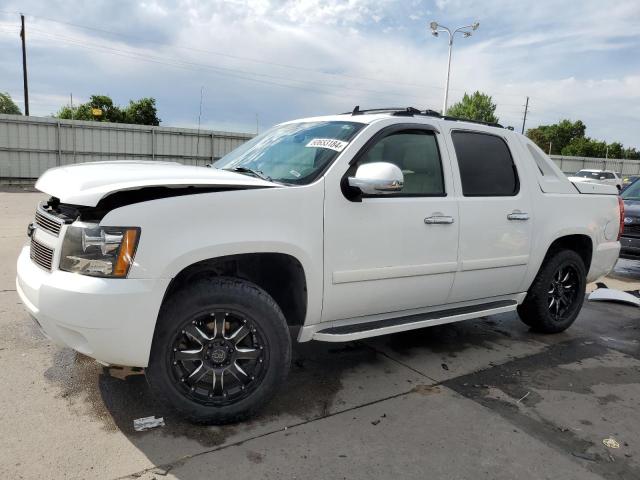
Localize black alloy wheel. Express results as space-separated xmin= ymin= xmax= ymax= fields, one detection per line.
xmin=547 ymin=264 xmax=580 ymax=322
xmin=169 ymin=309 xmax=268 ymax=405
xmin=518 ymin=249 xmax=586 ymax=333
xmin=147 ymin=277 xmax=291 ymax=424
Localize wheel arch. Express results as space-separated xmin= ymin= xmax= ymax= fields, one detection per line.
xmin=162 ymin=252 xmax=308 ymax=327
xmin=543 ymin=233 xmax=593 ymax=272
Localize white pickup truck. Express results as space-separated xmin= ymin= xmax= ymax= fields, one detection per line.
xmin=17 ymin=108 xmax=622 ymax=424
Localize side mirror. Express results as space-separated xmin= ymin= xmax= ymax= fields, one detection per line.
xmin=348 ymin=162 xmax=404 ymax=195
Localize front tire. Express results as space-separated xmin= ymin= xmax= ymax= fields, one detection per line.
xmin=146 ymin=277 xmax=291 ymax=424
xmin=518 ymin=249 xmax=586 ymax=333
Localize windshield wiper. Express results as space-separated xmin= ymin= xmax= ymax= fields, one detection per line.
xmin=224 ymin=166 xmax=272 ymax=182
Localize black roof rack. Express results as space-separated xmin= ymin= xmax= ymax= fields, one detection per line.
xmin=344 ymin=106 xmax=505 ymax=129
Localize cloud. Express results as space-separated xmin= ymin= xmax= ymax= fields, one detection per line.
xmin=0 ymin=0 xmax=638 ymax=147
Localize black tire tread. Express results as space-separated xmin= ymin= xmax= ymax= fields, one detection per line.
xmin=517 ymin=249 xmax=586 ymax=333
xmin=146 ymin=276 xmax=291 ymax=425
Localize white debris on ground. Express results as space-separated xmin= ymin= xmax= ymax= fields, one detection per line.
xmin=588 ymin=288 xmax=640 ymax=307
xmin=133 ymin=416 xmax=165 ymax=432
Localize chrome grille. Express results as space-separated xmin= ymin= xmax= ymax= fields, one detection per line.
xmin=30 ymin=237 xmax=54 ymax=271
xmin=623 ymin=224 xmax=640 ymax=237
xmin=34 ymin=205 xmax=64 ymax=236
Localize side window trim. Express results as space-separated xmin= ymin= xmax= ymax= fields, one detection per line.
xmin=450 ymin=129 xmax=520 ymax=197
xmin=342 ymin=123 xmax=447 ymax=200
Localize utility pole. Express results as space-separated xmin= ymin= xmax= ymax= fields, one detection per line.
xmin=521 ymin=96 xmax=529 ymax=134
xmin=196 ymin=86 xmax=204 ymax=157
xmin=20 ymin=14 xmax=29 ymax=116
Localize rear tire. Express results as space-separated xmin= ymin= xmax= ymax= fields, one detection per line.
xmin=146 ymin=277 xmax=291 ymax=424
xmin=518 ymin=249 xmax=586 ymax=333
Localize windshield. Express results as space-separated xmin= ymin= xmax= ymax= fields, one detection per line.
xmin=622 ymin=179 xmax=640 ymax=200
xmin=214 ymin=121 xmax=365 ymax=184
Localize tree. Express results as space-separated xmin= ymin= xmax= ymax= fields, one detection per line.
xmin=446 ymin=91 xmax=498 ymax=123
xmin=623 ymin=147 xmax=640 ymax=160
xmin=55 ymin=94 xmax=160 ymax=125
xmin=561 ymin=137 xmax=598 ymax=157
xmin=0 ymin=92 xmax=22 ymax=115
xmin=123 ymin=97 xmax=160 ymax=126
xmin=528 ymin=120 xmax=636 ymax=158
xmin=526 ymin=119 xmax=586 ymax=155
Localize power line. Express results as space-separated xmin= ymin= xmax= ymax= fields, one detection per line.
xmin=24 ymin=27 xmax=441 ymax=106
xmin=0 ymin=10 xmax=584 ymax=122
xmin=4 ymin=10 xmax=551 ymax=102
xmin=3 ymin=11 xmax=447 ymax=92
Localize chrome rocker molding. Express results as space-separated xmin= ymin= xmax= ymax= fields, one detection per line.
xmin=298 ymin=295 xmax=525 ymax=342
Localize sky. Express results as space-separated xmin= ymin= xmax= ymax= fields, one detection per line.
xmin=1 ymin=0 xmax=639 ymax=148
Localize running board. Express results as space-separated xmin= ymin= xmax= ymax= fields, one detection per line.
xmin=312 ymin=300 xmax=518 ymax=342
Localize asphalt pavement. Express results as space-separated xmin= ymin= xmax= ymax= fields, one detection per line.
xmin=1 ymin=189 xmax=639 ymax=480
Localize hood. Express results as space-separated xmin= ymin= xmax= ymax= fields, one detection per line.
xmin=35 ymin=161 xmax=277 ymax=207
xmin=623 ymin=199 xmax=640 ymax=217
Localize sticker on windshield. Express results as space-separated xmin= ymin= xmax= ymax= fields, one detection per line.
xmin=306 ymin=138 xmax=348 ymax=152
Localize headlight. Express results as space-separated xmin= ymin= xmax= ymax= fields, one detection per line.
xmin=59 ymin=224 xmax=140 ymax=278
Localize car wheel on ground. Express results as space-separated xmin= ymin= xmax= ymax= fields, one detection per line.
xmin=146 ymin=277 xmax=291 ymax=424
xmin=517 ymin=249 xmax=586 ymax=333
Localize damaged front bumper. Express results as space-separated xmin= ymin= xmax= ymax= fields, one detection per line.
xmin=16 ymin=245 xmax=169 ymax=367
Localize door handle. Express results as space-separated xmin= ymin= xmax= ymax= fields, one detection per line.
xmin=507 ymin=211 xmax=530 ymax=221
xmin=424 ymin=215 xmax=455 ymax=225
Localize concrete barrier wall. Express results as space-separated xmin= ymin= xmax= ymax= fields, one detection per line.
xmin=0 ymin=114 xmax=253 ymax=180
xmin=3 ymin=114 xmax=639 ymax=180
xmin=550 ymin=155 xmax=640 ymax=176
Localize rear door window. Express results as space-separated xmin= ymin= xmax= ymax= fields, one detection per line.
xmin=451 ymin=131 xmax=519 ymax=196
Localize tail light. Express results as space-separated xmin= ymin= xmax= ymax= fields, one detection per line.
xmin=618 ymin=196 xmax=624 ymax=241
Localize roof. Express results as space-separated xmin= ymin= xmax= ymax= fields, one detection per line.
xmin=282 ymin=107 xmax=511 ymax=133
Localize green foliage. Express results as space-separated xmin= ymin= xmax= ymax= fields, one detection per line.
xmin=561 ymin=137 xmax=606 ymax=157
xmin=623 ymin=147 xmax=640 ymax=160
xmin=526 ymin=120 xmax=633 ymax=159
xmin=526 ymin=119 xmax=585 ymax=155
xmin=124 ymin=98 xmax=160 ymax=126
xmin=446 ymin=91 xmax=498 ymax=123
xmin=0 ymin=92 xmax=22 ymax=115
xmin=55 ymin=94 xmax=160 ymax=125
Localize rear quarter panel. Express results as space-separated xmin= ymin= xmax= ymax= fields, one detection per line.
xmin=513 ymin=136 xmax=621 ymax=287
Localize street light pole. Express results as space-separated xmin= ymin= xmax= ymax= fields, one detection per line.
xmin=443 ymin=35 xmax=453 ymax=116
xmin=429 ymin=21 xmax=479 ymax=115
